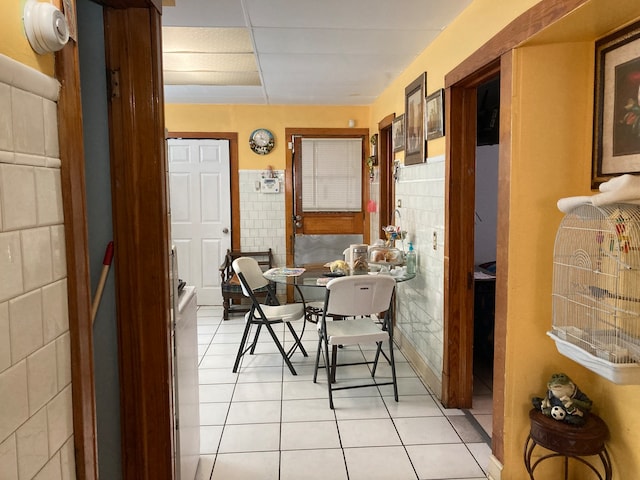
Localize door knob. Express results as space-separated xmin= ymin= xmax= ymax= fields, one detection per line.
xmin=295 ymin=222 xmax=302 ymax=228
xmin=222 ymin=227 xmax=229 ymax=234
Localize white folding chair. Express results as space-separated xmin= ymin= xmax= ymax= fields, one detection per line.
xmin=313 ymin=275 xmax=398 ymax=409
xmin=232 ymin=257 xmax=308 ymax=375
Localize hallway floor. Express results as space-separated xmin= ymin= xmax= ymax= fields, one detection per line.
xmin=195 ymin=306 xmax=490 ymax=480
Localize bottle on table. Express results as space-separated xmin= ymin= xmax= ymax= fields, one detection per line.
xmin=405 ymin=242 xmax=416 ymax=275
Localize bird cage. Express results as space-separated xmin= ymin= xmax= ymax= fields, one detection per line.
xmin=549 ymin=203 xmax=640 ymax=384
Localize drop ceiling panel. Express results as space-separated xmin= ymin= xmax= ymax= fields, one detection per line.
xmin=162 ymin=0 xmax=247 ymax=27
xmin=163 ymin=53 xmax=257 ymax=73
xmin=243 ymin=0 xmax=472 ymax=29
xmin=164 ymin=71 xmax=261 ymax=86
xmin=161 ymin=0 xmax=474 ymax=104
xmin=162 ymin=27 xmax=252 ymax=53
xmin=253 ymin=27 xmax=441 ymax=56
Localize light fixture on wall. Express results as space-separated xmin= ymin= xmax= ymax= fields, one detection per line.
xmin=23 ymin=0 xmax=70 ymax=55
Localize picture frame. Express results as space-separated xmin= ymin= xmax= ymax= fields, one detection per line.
xmin=404 ymin=72 xmax=427 ymax=165
xmin=392 ymin=114 xmax=405 ymax=152
xmin=370 ymin=134 xmax=378 ymax=165
xmin=592 ymin=20 xmax=640 ymax=187
xmin=425 ymin=89 xmax=445 ymax=140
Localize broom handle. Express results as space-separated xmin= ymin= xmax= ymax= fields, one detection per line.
xmin=91 ymin=241 xmax=114 ymax=326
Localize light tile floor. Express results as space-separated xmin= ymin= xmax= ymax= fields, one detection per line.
xmin=195 ymin=306 xmax=491 ymax=480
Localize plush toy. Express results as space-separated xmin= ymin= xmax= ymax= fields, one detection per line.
xmin=532 ymin=373 xmax=593 ymax=426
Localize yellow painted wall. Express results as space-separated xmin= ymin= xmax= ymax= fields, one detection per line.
xmin=165 ymin=104 xmax=369 ymax=170
xmin=0 ymin=0 xmax=54 ymax=75
xmin=369 ymin=0 xmax=540 ymax=160
xmin=368 ymin=0 xmax=640 ymax=477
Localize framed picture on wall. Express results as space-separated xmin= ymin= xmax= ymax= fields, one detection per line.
xmin=404 ymin=72 xmax=427 ymax=165
xmin=592 ymin=20 xmax=640 ymax=187
xmin=425 ymin=89 xmax=445 ymax=140
xmin=392 ymin=114 xmax=405 ymax=152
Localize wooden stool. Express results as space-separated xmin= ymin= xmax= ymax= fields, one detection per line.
xmin=524 ymin=408 xmax=612 ymax=479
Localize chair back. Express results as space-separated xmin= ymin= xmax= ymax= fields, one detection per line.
xmin=232 ymin=256 xmax=270 ymax=296
xmin=324 ymin=275 xmax=395 ymax=317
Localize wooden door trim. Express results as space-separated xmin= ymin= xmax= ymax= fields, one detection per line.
xmin=284 ymin=128 xmax=370 ymax=266
xmin=104 ymin=7 xmax=173 ymax=479
xmin=442 ymin=0 xmax=589 ymax=465
xmin=55 ymin=25 xmax=98 ymax=480
xmin=167 ymin=132 xmax=240 ymax=249
xmin=377 ymin=114 xmax=395 ymax=232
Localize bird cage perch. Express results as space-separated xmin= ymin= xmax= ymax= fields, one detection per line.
xmin=549 ymin=203 xmax=640 ymax=384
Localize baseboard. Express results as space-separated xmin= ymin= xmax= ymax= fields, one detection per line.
xmin=393 ymin=327 xmax=442 ymax=397
xmin=486 ymin=454 xmax=503 ymax=480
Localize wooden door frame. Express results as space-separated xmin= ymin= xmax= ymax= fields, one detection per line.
xmin=442 ymin=0 xmax=590 ymax=464
xmin=284 ymin=128 xmax=370 ymax=266
xmin=167 ymin=132 xmax=240 ymax=249
xmin=378 ymin=114 xmax=395 ymax=230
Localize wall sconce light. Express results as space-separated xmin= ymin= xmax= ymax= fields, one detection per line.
xmin=23 ymin=0 xmax=70 ymax=55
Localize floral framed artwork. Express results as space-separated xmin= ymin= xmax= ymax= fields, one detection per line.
xmin=392 ymin=114 xmax=405 ymax=152
xmin=425 ymin=89 xmax=445 ymax=140
xmin=592 ymin=20 xmax=640 ymax=187
xmin=404 ymin=72 xmax=427 ymax=165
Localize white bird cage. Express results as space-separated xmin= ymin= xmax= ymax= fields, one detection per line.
xmin=549 ymin=203 xmax=640 ymax=384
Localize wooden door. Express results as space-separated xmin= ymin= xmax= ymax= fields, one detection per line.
xmin=290 ymin=131 xmax=370 ymax=267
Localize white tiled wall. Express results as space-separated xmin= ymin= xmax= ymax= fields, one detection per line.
xmin=386 ymin=157 xmax=446 ymax=381
xmin=0 ymin=55 xmax=76 ymax=480
xmin=239 ymin=170 xmax=287 ymax=266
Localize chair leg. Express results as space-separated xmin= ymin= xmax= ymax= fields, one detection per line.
xmin=313 ymin=335 xmax=323 ymax=383
xmin=285 ymin=322 xmax=308 ymax=357
xmin=371 ymin=341 xmax=383 ymax=377
xmin=323 ymin=339 xmax=335 ymax=409
xmin=263 ymin=321 xmax=297 ymax=375
xmin=232 ymin=320 xmax=253 ymax=373
xmin=388 ymin=337 xmax=398 ymax=402
xmin=249 ymin=324 xmax=262 ymax=354
xmin=223 ymin=297 xmax=230 ymax=320
xmin=330 ymin=345 xmax=338 ymax=383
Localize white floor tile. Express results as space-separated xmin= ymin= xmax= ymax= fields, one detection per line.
xmin=226 ymin=400 xmax=281 ymax=424
xmin=194 ymin=309 xmax=492 ymax=480
xmin=343 ymin=446 xmax=417 ymax=480
xmin=280 ymin=421 xmax=341 ymax=450
xmin=211 ymin=451 xmax=280 ymax=480
xmin=199 ymin=354 xmax=237 ymax=369
xmin=406 ymin=444 xmax=486 ymax=479
xmin=205 ymin=343 xmax=241 ymax=355
xmin=195 ymin=454 xmax=215 ymax=480
xmin=200 ymin=402 xmax=230 ymax=426
xmin=281 ymin=398 xmax=337 ymax=423
xmin=333 ymin=396 xmax=390 ymax=420
xmin=466 ymin=441 xmax=492 ymax=474
xmin=199 ymin=368 xmax=239 ymax=385
xmin=378 ymin=377 xmax=429 ymax=396
xmin=200 ymin=425 xmax=223 ymax=454
xmin=394 ymin=416 xmax=461 ymax=445
xmin=218 ymin=423 xmax=281 ymax=453
xmin=382 ymin=394 xmax=442 ymax=418
xmin=236 ymin=366 xmax=284 ymax=383
xmin=232 ymin=381 xmax=282 ymax=402
xmin=200 ymin=384 xmax=235 ymax=403
xmin=338 ymin=418 xmax=402 ymax=447
xmin=239 ymin=353 xmax=285 ymax=368
xmin=280 ymin=449 xmax=348 ymax=480
xmin=282 ymin=379 xmax=330 ymax=400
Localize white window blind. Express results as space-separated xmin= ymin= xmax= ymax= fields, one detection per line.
xmin=301 ymin=138 xmax=363 ymax=212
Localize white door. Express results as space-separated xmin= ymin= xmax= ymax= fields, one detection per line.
xmin=168 ymin=139 xmax=231 ymax=305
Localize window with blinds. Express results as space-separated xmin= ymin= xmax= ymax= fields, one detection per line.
xmin=301 ymin=138 xmax=363 ymax=212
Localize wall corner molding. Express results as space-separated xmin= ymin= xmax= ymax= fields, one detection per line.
xmin=0 ymin=54 xmax=60 ymax=101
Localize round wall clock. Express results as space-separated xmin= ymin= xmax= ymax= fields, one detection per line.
xmin=249 ymin=128 xmax=275 ymax=155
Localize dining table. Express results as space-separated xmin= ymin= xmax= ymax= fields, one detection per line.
xmin=263 ymin=264 xmax=416 ymax=381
